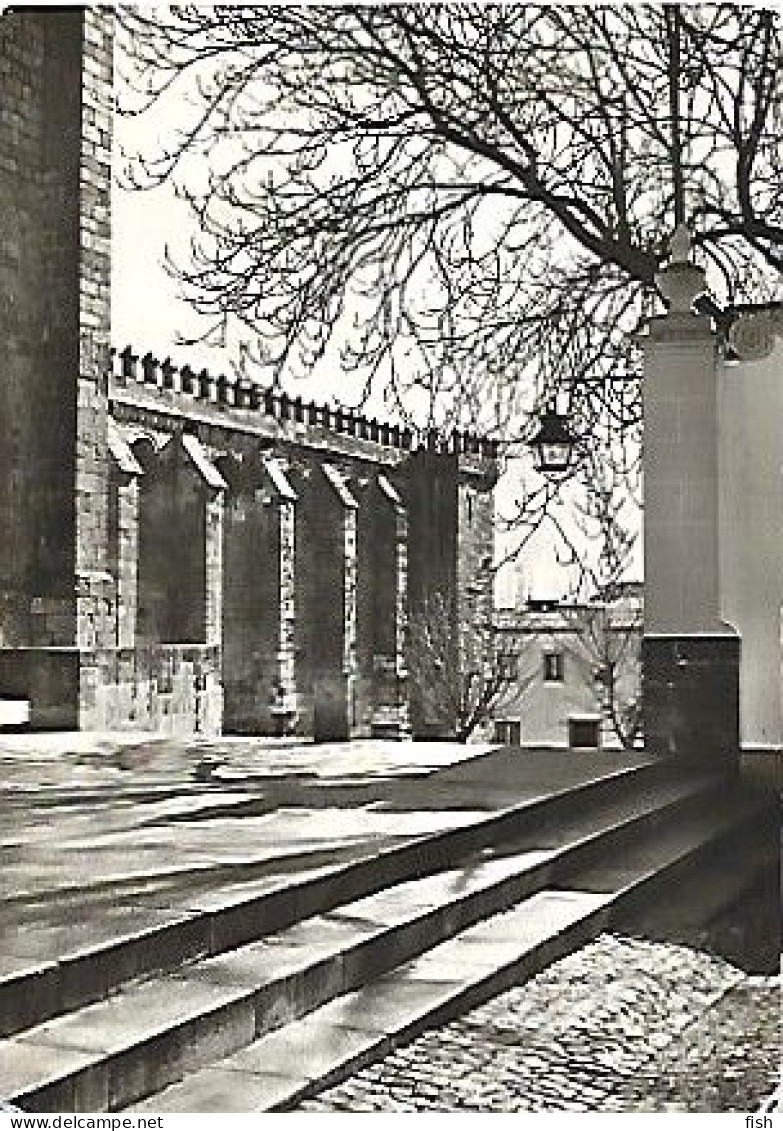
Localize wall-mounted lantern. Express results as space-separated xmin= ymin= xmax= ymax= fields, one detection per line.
xmin=528 ymin=407 xmax=578 ymax=474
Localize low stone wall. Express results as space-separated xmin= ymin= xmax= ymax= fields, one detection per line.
xmin=90 ymin=644 xmax=223 ymax=735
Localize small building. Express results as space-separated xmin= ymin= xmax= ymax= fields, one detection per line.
xmin=492 ymin=587 xmax=643 ymax=750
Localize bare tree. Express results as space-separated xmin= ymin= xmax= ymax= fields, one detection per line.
xmin=408 ymin=588 xmax=528 ymax=742
xmin=563 ymin=595 xmax=643 ymax=749
xmin=117 ymin=3 xmax=782 ymax=453
xmin=551 ymin=442 xmax=643 ymax=748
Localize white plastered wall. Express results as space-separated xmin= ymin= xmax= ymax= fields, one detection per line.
xmin=718 ymin=322 xmax=783 ymax=753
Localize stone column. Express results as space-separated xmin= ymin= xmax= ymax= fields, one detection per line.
xmin=205 ymin=493 xmax=224 ymax=649
xmin=391 ymin=489 xmax=411 ymax=737
xmin=367 ymin=475 xmax=411 ymax=738
xmin=115 ymin=477 xmax=139 ymax=652
xmin=456 ymin=475 xmax=495 ymax=728
xmin=642 ymin=226 xmax=739 ymax=765
xmin=73 ymin=9 xmax=116 ymax=727
xmin=221 ymin=452 xmax=298 ymax=735
xmin=264 ymin=457 xmax=298 ymax=732
xmin=307 ymin=463 xmax=358 ymax=741
xmin=107 ymin=424 xmax=143 ymax=652
xmin=200 ymin=449 xmax=225 ymax=735
xmin=720 ymin=315 xmax=783 ymax=762
xmin=342 ymin=488 xmax=359 ymax=735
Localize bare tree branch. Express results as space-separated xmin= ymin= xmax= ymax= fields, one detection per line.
xmin=116 ymin=4 xmax=781 ymax=553
xmin=408 ymin=585 xmax=533 ymax=742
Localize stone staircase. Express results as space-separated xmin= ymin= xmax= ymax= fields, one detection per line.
xmin=0 ymin=760 xmax=776 ymax=1113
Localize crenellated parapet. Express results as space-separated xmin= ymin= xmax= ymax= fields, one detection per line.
xmin=95 ymin=346 xmax=500 ymax=739
xmin=110 ymin=346 xmax=500 ymax=473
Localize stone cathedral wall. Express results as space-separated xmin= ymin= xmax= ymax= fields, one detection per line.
xmin=0 ymin=8 xmax=498 ymax=739
xmin=0 ymin=8 xmax=114 ymax=725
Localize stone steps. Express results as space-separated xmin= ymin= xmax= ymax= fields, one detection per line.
xmin=129 ymin=892 xmax=613 ymax=1114
xmin=0 ymin=758 xmax=666 ymax=1039
xmin=126 ymin=785 xmax=774 ymax=1113
xmin=611 ymin=791 xmax=780 ymax=940
xmin=1 ymin=767 xmax=771 ymax=1112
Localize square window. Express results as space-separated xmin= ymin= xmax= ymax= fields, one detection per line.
xmin=494 ymin=719 xmax=521 ymax=745
xmin=543 ymin=652 xmax=564 ymax=682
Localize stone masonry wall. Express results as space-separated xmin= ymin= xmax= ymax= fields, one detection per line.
xmin=222 ymin=479 xmax=282 ymax=734
xmin=106 ymin=427 xmax=224 ymax=735
xmin=292 ymin=461 xmax=357 ymax=740
xmin=76 ymin=7 xmax=114 ymax=657
xmin=406 ymin=450 xmax=459 ymax=737
xmin=0 ymin=12 xmax=46 ymax=647
xmin=77 ymin=4 xmax=117 ymax=726
xmin=0 ymin=8 xmax=497 ymax=736
xmin=355 ymin=477 xmax=409 ymax=736
xmin=0 ymin=9 xmax=114 ymax=727
xmin=456 ymin=478 xmax=496 ymax=738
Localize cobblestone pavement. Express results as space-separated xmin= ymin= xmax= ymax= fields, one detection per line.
xmin=300 ymin=934 xmax=781 ymax=1113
